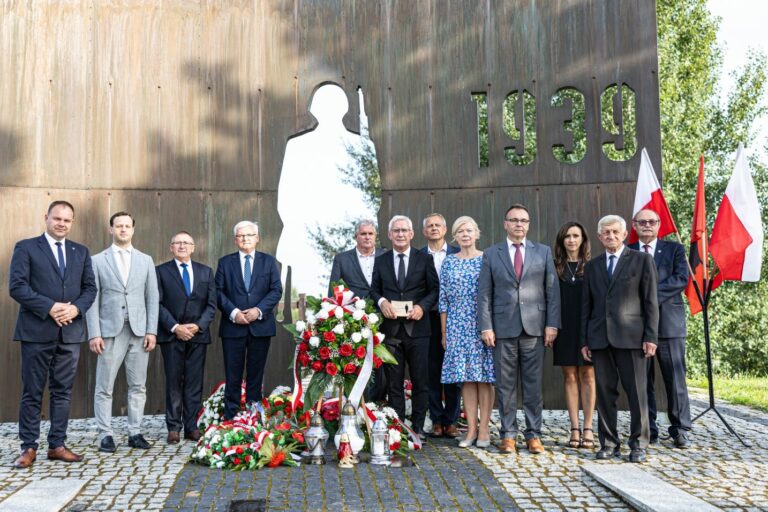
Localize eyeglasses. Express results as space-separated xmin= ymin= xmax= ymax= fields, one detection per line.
xmin=633 ymin=219 xmax=659 ymax=227
xmin=235 ymin=234 xmax=258 ymax=240
xmin=171 ymin=241 xmax=195 ymax=246
xmin=505 ymin=218 xmax=530 ymax=224
xmin=390 ymin=228 xmax=412 ymax=234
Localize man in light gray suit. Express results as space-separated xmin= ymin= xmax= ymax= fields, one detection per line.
xmin=87 ymin=211 xmax=159 ymax=453
xmin=478 ymin=204 xmax=560 ymax=454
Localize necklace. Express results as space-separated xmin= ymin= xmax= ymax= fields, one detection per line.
xmin=565 ymin=261 xmax=579 ymax=282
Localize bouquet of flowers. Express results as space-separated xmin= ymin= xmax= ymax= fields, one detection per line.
xmin=197 ymin=381 xmax=245 ymax=431
xmin=284 ymin=283 xmax=397 ymax=412
xmin=366 ymin=402 xmax=419 ymax=459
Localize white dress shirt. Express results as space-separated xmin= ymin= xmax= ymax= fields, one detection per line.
xmin=606 ymin=244 xmax=625 ymax=271
xmin=378 ymin=247 xmax=412 ymax=307
xmin=640 ymin=238 xmax=657 ymax=256
xmin=507 ymin=238 xmax=527 ymax=264
xmin=356 ymin=249 xmax=376 ymax=286
xmin=175 ymin=259 xmax=194 ymax=291
xmin=230 ymin=250 xmax=261 ymax=322
xmin=111 ymin=244 xmax=133 ymax=285
xmin=44 ymin=232 xmax=66 ymax=267
xmin=427 ymin=242 xmax=448 ymax=277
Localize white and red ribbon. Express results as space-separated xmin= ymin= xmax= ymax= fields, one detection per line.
xmin=290 ymin=345 xmax=304 ymax=411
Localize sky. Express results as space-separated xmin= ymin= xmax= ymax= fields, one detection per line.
xmin=281 ymin=2 xmax=768 ymax=295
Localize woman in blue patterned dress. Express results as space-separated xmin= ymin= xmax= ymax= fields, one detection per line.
xmin=439 ymin=216 xmax=495 ymax=448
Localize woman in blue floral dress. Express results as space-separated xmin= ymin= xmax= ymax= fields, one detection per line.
xmin=439 ymin=216 xmax=495 ymax=448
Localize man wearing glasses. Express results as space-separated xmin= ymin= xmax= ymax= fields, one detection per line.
xmin=629 ymin=209 xmax=692 ymax=448
xmin=215 ymin=221 xmax=282 ymax=420
xmin=477 ymin=204 xmax=560 ymax=454
xmin=371 ymin=215 xmax=439 ymax=440
xmin=156 ymin=232 xmax=217 ymax=443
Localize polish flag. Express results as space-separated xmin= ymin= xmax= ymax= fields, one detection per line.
xmin=628 ymin=148 xmax=678 ymax=244
xmin=709 ymin=144 xmax=764 ymax=289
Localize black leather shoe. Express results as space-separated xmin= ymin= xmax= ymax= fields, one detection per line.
xmin=99 ymin=436 xmax=116 ymax=453
xmin=673 ymin=432 xmax=689 ymax=449
xmin=595 ymin=446 xmax=620 ymax=460
xmin=629 ymin=448 xmax=647 ymax=463
xmin=649 ymin=434 xmax=659 ymax=445
xmin=128 ymin=434 xmax=151 ymax=449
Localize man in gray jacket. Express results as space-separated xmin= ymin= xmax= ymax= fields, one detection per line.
xmin=478 ymin=204 xmax=560 ymax=454
xmin=87 ymin=211 xmax=159 ymax=453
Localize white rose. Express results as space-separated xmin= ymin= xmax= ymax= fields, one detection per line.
xmin=377 ymin=332 xmax=386 ymax=343
xmin=307 ymin=313 xmax=316 ymax=324
xmin=309 ymin=336 xmax=320 ymax=348
xmin=316 ymin=310 xmax=328 ymax=321
xmin=295 ymin=320 xmax=306 ymax=331
xmin=361 ymin=327 xmax=372 ymax=338
xmin=321 ymin=301 xmax=334 ymax=311
xmin=352 ymin=309 xmax=365 ymax=321
xmin=368 ymin=313 xmax=379 ymax=324
xmin=389 ymin=428 xmax=401 ymax=442
xmin=355 ymin=299 xmax=366 ymax=310
xmin=333 ymin=323 xmax=345 ymax=334
xmin=351 ymin=332 xmax=362 ymax=343
xmin=334 ymin=307 xmax=344 ymax=319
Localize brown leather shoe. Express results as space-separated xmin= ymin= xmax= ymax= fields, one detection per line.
xmin=184 ymin=430 xmax=201 ymax=442
xmin=527 ymin=438 xmax=545 ymax=454
xmin=13 ymin=448 xmax=36 ymax=469
xmin=167 ymin=431 xmax=180 ymax=444
xmin=443 ymin=425 xmax=459 ymax=438
xmin=431 ymin=424 xmax=444 ymax=438
xmin=47 ymin=446 xmax=83 ymax=463
xmin=499 ymin=438 xmax=517 ymax=454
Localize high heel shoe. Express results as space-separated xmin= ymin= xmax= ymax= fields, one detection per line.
xmin=458 ymin=436 xmax=477 ymax=448
xmin=475 ymin=438 xmax=491 ymax=448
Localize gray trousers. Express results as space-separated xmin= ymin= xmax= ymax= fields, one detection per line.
xmin=493 ymin=334 xmax=544 ymax=440
xmin=94 ymin=323 xmax=149 ymax=440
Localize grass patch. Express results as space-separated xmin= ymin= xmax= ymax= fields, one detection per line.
xmin=687 ymin=374 xmax=768 ymax=412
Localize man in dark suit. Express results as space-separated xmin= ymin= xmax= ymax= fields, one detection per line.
xmin=216 ymin=220 xmax=283 ymax=419
xmin=581 ymin=214 xmax=659 ymax=463
xmin=328 ymin=219 xmax=387 ymax=401
xmin=9 ymin=200 xmax=97 ymax=468
xmin=478 ymin=204 xmax=560 ymax=454
xmin=420 ymin=213 xmax=461 ymax=438
xmin=371 ymin=215 xmax=439 ymax=438
xmin=629 ymin=209 xmax=692 ymax=448
xmin=157 ymin=231 xmax=217 ymax=443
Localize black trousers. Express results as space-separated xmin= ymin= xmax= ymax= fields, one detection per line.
xmin=592 ymin=346 xmax=650 ymax=450
xmin=160 ymin=340 xmax=208 ymax=434
xmin=427 ymin=312 xmax=461 ymax=426
xmin=647 ymin=336 xmax=692 ymax=437
xmin=221 ymin=334 xmax=271 ymax=419
xmin=384 ymin=326 xmax=429 ymax=431
xmin=365 ymin=365 xmax=388 ymax=403
xmin=19 ymin=338 xmax=80 ymax=451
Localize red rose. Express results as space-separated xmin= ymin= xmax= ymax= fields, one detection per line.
xmin=233 ymin=457 xmax=241 ymax=465
xmin=373 ymin=355 xmax=383 ymax=368
xmin=355 ymin=367 xmax=361 ymax=375
xmin=311 ymin=361 xmax=324 ymax=372
xmin=325 ymin=362 xmax=338 ymax=376
xmin=355 ymin=346 xmax=366 ymax=359
xmin=374 ymin=334 xmax=381 ymax=346
xmin=284 ymin=402 xmax=293 ymax=415
xmin=390 ymin=441 xmax=401 ymax=451
xmin=323 ymin=331 xmax=336 ymax=342
xmin=298 ymin=353 xmax=310 ymax=367
xmin=339 ymin=343 xmax=353 ymax=357
xmin=301 ymin=330 xmax=311 ymax=341
xmin=236 ymin=446 xmax=244 ymax=455
xmin=318 ymin=347 xmax=331 ymax=360
xmin=298 ymin=342 xmax=309 ymax=353
xmin=343 ymin=363 xmax=357 ymax=375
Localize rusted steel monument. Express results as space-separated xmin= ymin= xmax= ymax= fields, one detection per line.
xmin=0 ymin=0 xmax=662 ymax=420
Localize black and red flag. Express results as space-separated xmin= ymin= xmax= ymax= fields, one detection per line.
xmin=685 ymin=155 xmax=708 ymax=315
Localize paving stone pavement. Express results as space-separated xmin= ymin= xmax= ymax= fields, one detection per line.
xmin=1 ymin=391 xmax=766 ymax=511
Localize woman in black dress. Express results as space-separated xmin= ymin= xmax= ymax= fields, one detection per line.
xmin=552 ymin=221 xmax=596 ymax=448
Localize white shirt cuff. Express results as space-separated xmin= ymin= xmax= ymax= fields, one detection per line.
xmin=230 ymin=308 xmax=241 ymax=322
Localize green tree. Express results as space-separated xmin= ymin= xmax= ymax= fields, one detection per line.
xmin=657 ymin=0 xmax=768 ymax=375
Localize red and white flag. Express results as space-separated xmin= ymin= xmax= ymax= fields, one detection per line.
xmin=629 ymin=148 xmax=678 ymax=244
xmin=710 ymin=144 xmax=764 ymax=289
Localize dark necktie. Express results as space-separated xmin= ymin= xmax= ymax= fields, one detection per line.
xmin=607 ymin=254 xmax=616 ymax=279
xmin=397 ymin=253 xmax=406 ymax=289
xmin=643 ymin=244 xmax=651 ymax=254
xmin=513 ymin=243 xmax=523 ymax=280
xmin=244 ymin=254 xmax=252 ymax=291
xmin=55 ymin=241 xmax=66 ymax=279
xmin=181 ymin=263 xmax=191 ymax=297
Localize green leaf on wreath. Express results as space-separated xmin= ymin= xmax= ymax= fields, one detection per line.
xmin=374 ymin=343 xmax=398 ymax=365
xmin=282 ymin=324 xmax=300 ymax=337
xmin=306 ymin=295 xmax=323 ymax=312
xmin=303 ymin=371 xmax=332 ymax=412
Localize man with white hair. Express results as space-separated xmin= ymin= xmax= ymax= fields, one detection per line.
xmin=581 ymin=215 xmax=659 ymax=463
xmin=371 ymin=215 xmax=439 ymax=439
xmin=215 ymin=220 xmax=283 ymax=419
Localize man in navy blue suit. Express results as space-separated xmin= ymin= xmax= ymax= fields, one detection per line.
xmin=630 ymin=209 xmax=692 ymax=448
xmin=215 ymin=221 xmax=283 ymax=419
xmin=420 ymin=213 xmax=461 ymax=438
xmin=9 ymin=200 xmax=97 ymax=468
xmin=157 ymin=231 xmax=217 ymax=443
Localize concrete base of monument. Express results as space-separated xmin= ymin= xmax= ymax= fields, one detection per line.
xmin=0 ymin=478 xmax=86 ymax=512
xmin=582 ymin=463 xmax=721 ymax=512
